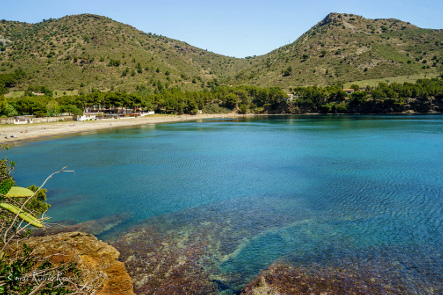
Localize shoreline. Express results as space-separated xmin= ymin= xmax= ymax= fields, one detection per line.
xmin=0 ymin=114 xmax=245 ymax=144
xmin=1 ymin=112 xmax=439 ymax=144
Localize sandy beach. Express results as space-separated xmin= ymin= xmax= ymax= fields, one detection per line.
xmin=0 ymin=114 xmax=244 ymax=144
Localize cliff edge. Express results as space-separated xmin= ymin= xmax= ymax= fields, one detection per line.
xmin=17 ymin=232 xmax=134 ymax=295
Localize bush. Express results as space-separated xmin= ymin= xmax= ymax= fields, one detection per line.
xmin=202 ymin=103 xmax=231 ymax=114
xmin=0 ymin=178 xmax=13 ymax=195
xmin=239 ymin=103 xmax=248 ymax=114
xmin=0 ymin=147 xmax=97 ymax=293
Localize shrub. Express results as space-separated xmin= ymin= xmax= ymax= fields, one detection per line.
xmin=0 ymin=151 xmax=98 ymax=293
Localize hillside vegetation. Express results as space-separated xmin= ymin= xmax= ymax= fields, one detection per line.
xmin=0 ymin=12 xmax=442 ymax=95
xmin=0 ymin=14 xmax=249 ymax=93
xmin=230 ymin=13 xmax=443 ymax=88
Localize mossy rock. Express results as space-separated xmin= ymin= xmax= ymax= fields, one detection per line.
xmin=6 ymin=186 xmax=35 ymax=198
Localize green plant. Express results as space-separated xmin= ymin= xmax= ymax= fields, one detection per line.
xmin=0 ymin=164 xmax=100 ymax=294
xmin=0 ymin=146 xmax=14 ymax=185
xmin=0 ymin=179 xmax=13 ymax=195
xmin=0 ymin=203 xmax=43 ymax=228
xmin=239 ymin=103 xmax=248 ymax=114
xmin=0 ymin=243 xmax=84 ymax=294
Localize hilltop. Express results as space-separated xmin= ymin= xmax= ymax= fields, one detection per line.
xmin=0 ymin=14 xmax=249 ymax=93
xmin=0 ymin=13 xmax=442 ymax=94
xmin=230 ymin=13 xmax=443 ymax=88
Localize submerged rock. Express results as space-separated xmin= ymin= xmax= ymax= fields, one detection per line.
xmin=112 ymin=221 xmax=219 ymax=294
xmin=241 ymin=250 xmax=443 ymax=295
xmin=240 ymin=263 xmax=396 ymax=295
xmin=109 ymin=195 xmax=443 ymax=294
xmin=33 ymin=212 xmax=132 ymax=237
xmin=111 ymin=196 xmax=313 ymax=294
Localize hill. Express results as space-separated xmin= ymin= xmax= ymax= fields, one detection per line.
xmin=0 ymin=14 xmax=249 ymax=94
xmin=0 ymin=13 xmax=442 ymax=94
xmin=227 ymin=12 xmax=443 ymax=88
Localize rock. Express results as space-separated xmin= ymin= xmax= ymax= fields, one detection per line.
xmin=32 ymin=212 xmax=132 ymax=237
xmin=111 ymin=196 xmax=312 ymax=294
xmin=112 ymin=223 xmax=219 ymax=294
xmin=14 ymin=232 xmax=134 ymax=295
xmin=241 ymin=263 xmax=400 ymax=295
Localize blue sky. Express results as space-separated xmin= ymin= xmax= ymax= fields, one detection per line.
xmin=2 ymin=0 xmax=442 ymax=58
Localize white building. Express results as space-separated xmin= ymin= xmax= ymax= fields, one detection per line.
xmin=76 ymin=113 xmax=97 ymax=121
xmin=13 ymin=116 xmax=33 ymax=124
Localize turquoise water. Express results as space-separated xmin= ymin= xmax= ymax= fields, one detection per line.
xmin=5 ymin=115 xmax=443 ymax=292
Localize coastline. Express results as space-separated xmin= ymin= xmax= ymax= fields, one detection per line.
xmin=0 ymin=114 xmax=244 ymax=144
xmin=2 ymin=112 xmax=437 ymax=144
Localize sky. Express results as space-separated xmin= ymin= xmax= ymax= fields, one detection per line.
xmin=2 ymin=0 xmax=442 ymax=58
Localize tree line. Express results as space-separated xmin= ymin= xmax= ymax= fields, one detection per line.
xmin=291 ymin=77 xmax=443 ymax=113
xmin=1 ymin=76 xmax=442 ymax=118
xmin=0 ymin=85 xmax=288 ymax=117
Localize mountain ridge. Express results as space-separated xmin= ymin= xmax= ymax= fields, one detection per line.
xmin=0 ymin=12 xmax=442 ymax=94
xmin=228 ymin=12 xmax=442 ymax=88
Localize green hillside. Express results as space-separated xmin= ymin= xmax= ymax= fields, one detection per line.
xmin=228 ymin=13 xmax=443 ymax=88
xmin=0 ymin=14 xmax=249 ymax=94
xmin=0 ymin=12 xmax=442 ymax=95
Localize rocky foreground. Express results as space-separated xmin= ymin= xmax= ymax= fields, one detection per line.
xmin=11 ymin=232 xmax=134 ymax=294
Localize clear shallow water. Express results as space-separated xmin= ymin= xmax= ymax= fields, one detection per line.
xmin=6 ymin=115 xmax=443 ymax=293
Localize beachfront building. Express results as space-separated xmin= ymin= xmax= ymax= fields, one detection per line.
xmin=76 ymin=113 xmax=98 ymax=121
xmin=13 ymin=115 xmax=34 ymax=124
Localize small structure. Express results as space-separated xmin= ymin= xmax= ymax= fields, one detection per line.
xmin=13 ymin=115 xmax=33 ymax=124
xmin=31 ymin=92 xmax=45 ymax=96
xmin=286 ymin=94 xmax=295 ymax=101
xmin=76 ymin=113 xmax=98 ymax=121
xmin=139 ymin=111 xmax=155 ymax=117
xmin=343 ymin=89 xmax=355 ymax=95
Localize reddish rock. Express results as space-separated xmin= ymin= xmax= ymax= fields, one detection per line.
xmin=241 ymin=263 xmax=404 ymax=295
xmin=112 ymin=224 xmax=218 ymax=294
xmin=17 ymin=232 xmax=134 ymax=295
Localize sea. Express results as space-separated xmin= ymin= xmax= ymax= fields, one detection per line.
xmin=5 ymin=114 xmax=443 ymax=293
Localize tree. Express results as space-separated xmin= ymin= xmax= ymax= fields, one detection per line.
xmin=350 ymin=84 xmax=360 ymax=91
xmin=31 ymin=101 xmax=48 ymax=117
xmin=107 ymin=59 xmax=121 ymax=67
xmin=283 ymin=66 xmax=292 ymax=76
xmin=267 ymin=87 xmax=288 ymax=107
xmin=239 ymin=103 xmax=248 ymax=114
xmin=253 ymin=88 xmax=269 ymax=107
xmin=224 ymin=93 xmax=238 ymax=109
xmin=64 ymin=104 xmax=82 ymax=116
xmin=350 ymin=91 xmax=368 ymax=103
xmin=186 ymin=100 xmax=198 ymax=114
xmin=46 ymin=101 xmax=62 ymax=117
xmin=0 ymin=96 xmax=7 ymax=114
xmin=3 ymin=104 xmax=18 ymax=117
xmin=372 ymin=88 xmax=387 ymax=100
